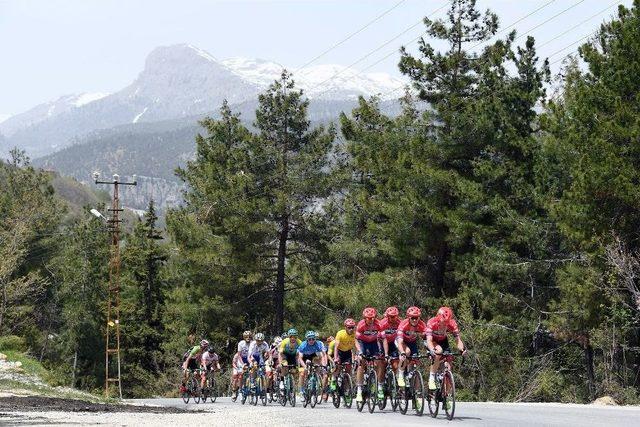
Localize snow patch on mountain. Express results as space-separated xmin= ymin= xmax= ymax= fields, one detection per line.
xmin=74 ymin=92 xmax=109 ymax=107
xmin=222 ymin=57 xmax=406 ymax=100
xmin=132 ymin=107 xmax=148 ymax=123
xmin=0 ymin=114 xmax=10 ymax=124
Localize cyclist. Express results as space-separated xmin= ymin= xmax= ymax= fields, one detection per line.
xmin=231 ymin=331 xmax=252 ymax=397
xmin=380 ymin=306 xmax=402 ymax=371
xmin=231 ymin=351 xmax=245 ymax=400
xmin=181 ymin=339 xmax=208 ymax=392
xmin=199 ymin=344 xmax=221 ymax=390
xmin=355 ymin=307 xmax=384 ymax=402
xmin=278 ymin=328 xmax=301 ymax=391
xmin=248 ymin=332 xmax=271 ymax=365
xmin=396 ymin=306 xmax=427 ymax=387
xmin=267 ymin=336 xmax=283 ymax=391
xmin=330 ymin=318 xmax=356 ymax=391
xmin=297 ymin=330 xmax=328 ymax=397
xmin=425 ymin=306 xmax=466 ymax=390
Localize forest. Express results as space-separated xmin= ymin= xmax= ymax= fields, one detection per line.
xmin=1 ymin=0 xmax=639 ymax=403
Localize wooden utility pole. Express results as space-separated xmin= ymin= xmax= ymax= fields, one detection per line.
xmin=94 ymin=172 xmax=136 ymax=398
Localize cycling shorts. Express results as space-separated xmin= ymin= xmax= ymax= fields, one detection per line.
xmin=186 ymin=358 xmax=198 ymax=371
xmin=397 ymin=338 xmax=419 ymax=356
xmin=337 ymin=349 xmax=352 ymax=364
xmin=283 ymin=353 xmax=297 ymax=367
xmin=387 ymin=340 xmax=399 ymax=358
xmin=359 ymin=340 xmax=381 ymax=357
xmin=435 ymin=338 xmax=450 ymax=353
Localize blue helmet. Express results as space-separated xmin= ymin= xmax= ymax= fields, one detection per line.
xmin=305 ymin=330 xmax=317 ymax=340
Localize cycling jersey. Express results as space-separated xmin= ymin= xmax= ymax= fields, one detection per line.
xmin=237 ymin=340 xmax=251 ymax=362
xmin=356 ymin=319 xmax=381 ymax=343
xmin=426 ymin=316 xmax=460 ymax=342
xmin=327 ymin=341 xmax=336 ymax=358
xmin=298 ymin=340 xmax=325 ymax=355
xmin=396 ymin=318 xmax=427 ymax=343
xmin=248 ymin=340 xmax=270 ymax=363
xmin=335 ymin=329 xmax=356 ymax=351
xmin=279 ymin=338 xmax=302 ymax=355
xmin=201 ymin=351 xmax=219 ymax=367
xmin=188 ymin=345 xmax=202 ymax=359
xmin=379 ymin=317 xmax=402 ymax=343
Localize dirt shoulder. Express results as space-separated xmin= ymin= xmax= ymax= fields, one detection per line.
xmin=0 ymin=396 xmax=191 ymax=414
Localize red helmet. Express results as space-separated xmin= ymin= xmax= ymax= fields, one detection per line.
xmin=406 ymin=306 xmax=421 ymax=318
xmin=437 ymin=306 xmax=453 ymax=321
xmin=385 ymin=306 xmax=399 ymax=317
xmin=344 ymin=318 xmax=356 ymax=328
xmin=362 ymin=307 xmax=377 ymax=319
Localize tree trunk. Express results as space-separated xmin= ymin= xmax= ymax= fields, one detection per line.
xmin=0 ymin=280 xmax=6 ymax=334
xmin=274 ymin=217 xmax=289 ymax=334
xmin=584 ymin=340 xmax=596 ymax=399
xmin=72 ymin=350 xmax=78 ymax=388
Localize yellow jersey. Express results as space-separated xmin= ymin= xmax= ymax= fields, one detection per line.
xmin=327 ymin=340 xmax=336 ymax=357
xmin=279 ymin=338 xmax=302 ymax=356
xmin=335 ymin=329 xmax=356 ymax=352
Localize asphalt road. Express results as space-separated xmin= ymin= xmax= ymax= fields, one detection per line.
xmin=130 ymin=397 xmax=640 ymax=426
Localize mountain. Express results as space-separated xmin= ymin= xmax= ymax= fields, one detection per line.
xmin=2 ymin=44 xmax=405 ymax=158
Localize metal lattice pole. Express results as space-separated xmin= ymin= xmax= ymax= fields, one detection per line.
xmin=94 ymin=173 xmax=136 ymax=399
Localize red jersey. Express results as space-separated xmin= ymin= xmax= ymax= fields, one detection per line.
xmin=379 ymin=317 xmax=402 ymax=343
xmin=426 ymin=316 xmax=460 ymax=342
xmin=396 ymin=318 xmax=427 ymax=343
xmin=356 ymin=319 xmax=381 ymax=343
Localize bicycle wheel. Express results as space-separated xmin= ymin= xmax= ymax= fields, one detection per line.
xmin=331 ymin=375 xmax=340 ymax=408
xmin=378 ymin=371 xmax=389 ymax=411
xmin=309 ymin=374 xmax=318 ymax=408
xmin=367 ymin=370 xmax=378 ymax=414
xmin=181 ymin=378 xmax=190 ymax=404
xmin=427 ymin=375 xmax=439 ymax=417
xmin=190 ymin=376 xmax=201 ymax=404
xmin=411 ymin=370 xmax=424 ymax=416
xmin=343 ymin=373 xmax=354 ymax=409
xmin=209 ymin=376 xmax=217 ymax=403
xmin=259 ymin=376 xmax=267 ymax=406
xmin=288 ymin=374 xmax=296 ymax=407
xmin=398 ymin=372 xmax=409 ymax=415
xmin=389 ymin=370 xmax=400 ymax=412
xmin=443 ymin=370 xmax=455 ymax=420
xmin=356 ymin=379 xmax=365 ymax=413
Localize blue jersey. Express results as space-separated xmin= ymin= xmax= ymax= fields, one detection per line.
xmin=298 ymin=340 xmax=325 ymax=355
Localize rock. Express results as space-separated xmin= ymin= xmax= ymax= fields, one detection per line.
xmin=593 ymin=396 xmax=617 ymax=406
xmin=14 ymin=361 xmax=22 ymax=368
xmin=0 ymin=353 xmax=6 ymax=361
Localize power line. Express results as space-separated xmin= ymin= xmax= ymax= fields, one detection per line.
xmin=548 ymin=30 xmax=597 ymax=66
xmin=513 ymin=0 xmax=587 ymax=42
xmin=295 ymin=0 xmax=408 ymax=73
xmin=470 ymin=0 xmax=557 ymax=50
xmin=537 ymin=1 xmax=618 ymax=49
xmin=308 ymin=2 xmax=449 ymax=95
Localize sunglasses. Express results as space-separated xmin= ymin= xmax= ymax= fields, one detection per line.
xmin=346 ymin=326 xmax=355 ymax=330
xmin=409 ymin=317 xmax=420 ymax=321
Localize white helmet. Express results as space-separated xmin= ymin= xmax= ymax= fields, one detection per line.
xmin=273 ymin=336 xmax=283 ymax=346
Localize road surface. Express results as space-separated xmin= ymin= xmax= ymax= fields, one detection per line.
xmin=127 ymin=397 xmax=640 ymax=426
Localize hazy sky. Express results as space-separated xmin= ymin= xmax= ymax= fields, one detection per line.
xmin=0 ymin=0 xmax=631 ymax=118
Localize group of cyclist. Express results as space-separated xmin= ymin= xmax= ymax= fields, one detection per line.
xmin=223 ymin=305 xmax=466 ymax=404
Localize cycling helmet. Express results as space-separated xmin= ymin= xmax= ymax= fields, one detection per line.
xmin=327 ymin=336 xmax=335 ymax=343
xmin=255 ymin=332 xmax=265 ymax=341
xmin=288 ymin=328 xmax=298 ymax=336
xmin=207 ymin=344 xmax=215 ymax=353
xmin=362 ymin=307 xmax=377 ymax=319
xmin=281 ymin=331 xmax=289 ymax=338
xmin=344 ymin=318 xmax=356 ymax=328
xmin=406 ymin=306 xmax=422 ymax=318
xmin=305 ymin=330 xmax=317 ymax=340
xmin=273 ymin=337 xmax=283 ymax=346
xmin=242 ymin=330 xmax=253 ymax=339
xmin=437 ymin=306 xmax=453 ymax=321
xmin=385 ymin=306 xmax=399 ymax=317
xmin=200 ymin=339 xmax=209 ymax=348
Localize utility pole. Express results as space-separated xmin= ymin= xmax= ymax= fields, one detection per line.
xmin=93 ymin=172 xmax=137 ymax=399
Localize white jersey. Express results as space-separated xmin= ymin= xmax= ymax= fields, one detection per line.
xmin=248 ymin=340 xmax=270 ymax=357
xmin=201 ymin=351 xmax=219 ymax=366
xmin=237 ymin=340 xmax=251 ymax=358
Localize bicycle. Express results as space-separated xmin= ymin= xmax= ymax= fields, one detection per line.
xmin=181 ymin=369 xmax=202 ymax=404
xmin=201 ymin=368 xmax=218 ymax=403
xmin=427 ymin=351 xmax=464 ymax=420
xmin=246 ymin=361 xmax=268 ymax=406
xmin=378 ymin=356 xmax=400 ymax=411
xmin=277 ymin=361 xmax=297 ymax=407
xmin=355 ymin=354 xmax=380 ymax=413
xmin=330 ymin=361 xmax=354 ymax=409
xmin=301 ymin=361 xmax=325 ymax=408
xmin=398 ymin=354 xmax=427 ymax=416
